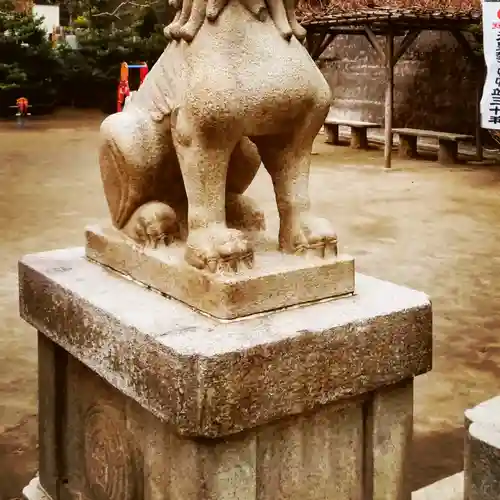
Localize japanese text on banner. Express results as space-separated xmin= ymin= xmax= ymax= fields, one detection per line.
xmin=481 ymin=0 xmax=500 ymax=129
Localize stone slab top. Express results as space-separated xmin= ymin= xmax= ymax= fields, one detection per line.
xmin=411 ymin=472 xmax=464 ymax=500
xmin=465 ymin=395 xmax=500 ymax=429
xmin=392 ymin=128 xmax=474 ymax=141
xmin=325 ymin=119 xmax=381 ymax=128
xmin=19 ymin=247 xmax=432 ymax=438
xmin=469 ymin=421 xmax=500 ymax=450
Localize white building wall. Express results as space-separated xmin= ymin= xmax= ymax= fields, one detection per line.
xmin=32 ymin=4 xmax=60 ymax=35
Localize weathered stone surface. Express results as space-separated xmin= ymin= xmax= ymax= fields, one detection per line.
xmin=411 ymin=472 xmax=464 ymax=500
xmin=28 ymin=349 xmax=415 ymax=500
xmin=27 ymin=348 xmax=368 ymax=500
xmin=324 ymin=122 xmax=341 ymax=145
xmin=464 ymin=396 xmax=500 ymax=500
xmin=257 ymin=399 xmax=364 ymax=499
xmin=37 ymin=333 xmax=68 ymax=500
xmin=98 ymin=0 xmax=336 ymax=277
xmin=23 ymin=476 xmax=52 ymax=500
xmin=85 ymin=224 xmax=355 ymax=319
xmin=19 ymin=247 xmax=432 ymax=438
xmin=365 ymin=379 xmax=413 ymax=500
xmin=465 ymin=422 xmax=500 ymax=500
xmin=350 ymin=127 xmax=369 ymax=149
xmin=399 ymin=135 xmax=418 ymax=159
xmin=465 ymin=396 xmax=500 ymax=429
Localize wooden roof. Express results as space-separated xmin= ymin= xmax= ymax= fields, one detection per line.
xmin=298 ymin=7 xmax=481 ymax=31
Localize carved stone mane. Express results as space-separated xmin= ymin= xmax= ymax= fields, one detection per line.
xmin=164 ymin=0 xmax=306 ymax=43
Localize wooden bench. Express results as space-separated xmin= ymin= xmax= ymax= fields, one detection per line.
xmin=324 ymin=119 xmax=382 ymax=150
xmin=392 ymin=128 xmax=474 ymax=165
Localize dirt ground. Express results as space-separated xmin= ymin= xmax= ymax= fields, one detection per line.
xmin=1 ymin=109 xmax=500 ymax=499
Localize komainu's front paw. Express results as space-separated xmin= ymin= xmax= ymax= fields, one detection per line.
xmin=280 ymin=215 xmax=338 ymax=258
xmin=185 ymin=223 xmax=254 ymax=273
xmin=123 ymin=201 xmax=178 ymax=249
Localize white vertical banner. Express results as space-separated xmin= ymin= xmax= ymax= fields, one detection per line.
xmin=481 ymin=0 xmax=500 ymax=129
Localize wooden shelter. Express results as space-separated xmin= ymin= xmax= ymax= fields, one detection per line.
xmin=299 ymin=7 xmax=482 ymax=168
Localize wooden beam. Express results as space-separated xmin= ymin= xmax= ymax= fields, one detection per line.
xmin=393 ymin=30 xmax=420 ymax=65
xmin=306 ymin=31 xmax=328 ymax=60
xmin=305 ymin=30 xmax=317 ymax=53
xmin=451 ymin=30 xmax=479 ymax=61
xmin=384 ymin=32 xmax=395 ymax=169
xmin=312 ymin=33 xmax=338 ymax=60
xmin=471 ymin=30 xmax=482 ymax=45
xmin=364 ymin=26 xmax=385 ymax=62
xmin=451 ymin=30 xmax=484 ymax=160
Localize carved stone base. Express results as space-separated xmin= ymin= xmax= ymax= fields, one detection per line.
xmin=85 ymin=224 xmax=355 ymax=320
xmin=19 ymin=248 xmax=431 ymax=500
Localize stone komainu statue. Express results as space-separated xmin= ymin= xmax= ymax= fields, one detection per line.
xmin=99 ymin=0 xmax=336 ymax=273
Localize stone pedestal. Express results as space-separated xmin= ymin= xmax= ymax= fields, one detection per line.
xmin=464 ymin=396 xmax=500 ymax=500
xmin=19 ymin=248 xmax=432 ymax=500
xmin=399 ymin=135 xmax=418 ymax=159
xmin=350 ymin=127 xmax=368 ymax=150
xmin=438 ymin=140 xmax=459 ymax=165
xmin=85 ymin=225 xmax=355 ymax=320
xmin=324 ymin=123 xmax=340 ymax=145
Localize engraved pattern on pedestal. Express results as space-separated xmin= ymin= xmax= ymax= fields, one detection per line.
xmin=83 ymin=403 xmax=134 ymax=500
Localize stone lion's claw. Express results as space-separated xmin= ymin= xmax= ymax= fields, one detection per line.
xmin=305 ymin=241 xmax=324 ymax=258
xmin=229 ymin=258 xmax=239 ymax=272
xmin=324 ymin=238 xmax=338 ymax=258
xmin=207 ymin=258 xmax=218 ymax=273
xmin=185 ymin=225 xmax=253 ymax=274
xmin=293 ymin=243 xmax=307 ymax=256
xmin=124 ymin=202 xmax=178 ymax=252
xmin=243 ymin=253 xmax=254 ymax=269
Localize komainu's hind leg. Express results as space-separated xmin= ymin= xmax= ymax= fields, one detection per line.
xmin=99 ymin=112 xmax=179 ymax=248
xmin=226 ymin=137 xmax=266 ymax=232
xmin=252 ymin=94 xmax=337 ymax=258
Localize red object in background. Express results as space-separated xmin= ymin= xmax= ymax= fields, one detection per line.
xmin=17 ymin=97 xmax=29 ymax=115
xmin=117 ymin=62 xmax=148 ymax=112
xmin=117 ymin=80 xmax=130 ymax=113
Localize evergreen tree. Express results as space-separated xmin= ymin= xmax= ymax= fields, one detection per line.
xmin=0 ymin=1 xmax=62 ymax=114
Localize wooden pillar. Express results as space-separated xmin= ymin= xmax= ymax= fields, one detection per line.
xmin=364 ymin=28 xmax=420 ymax=169
xmin=451 ymin=30 xmax=484 ymax=162
xmin=384 ymin=33 xmax=394 ymax=169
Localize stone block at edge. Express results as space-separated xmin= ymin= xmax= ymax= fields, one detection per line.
xmin=464 ymin=396 xmax=500 ymax=500
xmin=465 ymin=395 xmax=500 ymax=429
xmin=412 ymin=472 xmax=464 ymax=500
xmin=85 ymin=224 xmax=355 ymax=320
xmin=465 ymin=422 xmax=500 ymax=500
xmin=19 ymin=247 xmax=432 ymax=438
xmin=23 ymin=476 xmax=52 ymax=500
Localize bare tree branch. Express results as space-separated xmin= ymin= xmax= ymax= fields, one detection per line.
xmin=92 ymin=0 xmax=161 ymax=18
